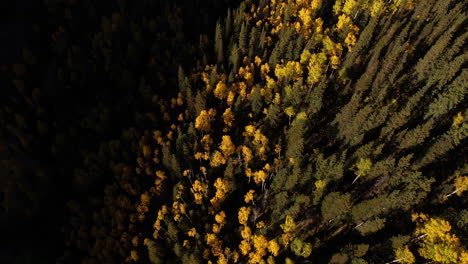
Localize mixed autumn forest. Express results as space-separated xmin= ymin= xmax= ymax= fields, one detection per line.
xmin=0 ymin=0 xmax=467 ymax=263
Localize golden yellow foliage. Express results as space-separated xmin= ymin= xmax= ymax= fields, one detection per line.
xmin=244 ymin=125 xmax=256 ymax=137
xmin=454 ymin=176 xmax=468 ymax=196
xmin=191 ymin=180 xmax=208 ymax=204
xmin=222 ymin=108 xmax=235 ymax=127
xmin=210 ymin=151 xmax=227 ymax=167
xmin=214 ymin=81 xmax=228 ymax=99
xmin=238 ymin=206 xmax=251 ymax=225
xmin=300 ymin=49 xmax=312 ymax=64
xmin=342 ymin=0 xmax=358 ymax=15
xmin=336 ymin=14 xmax=352 ymax=31
xmin=254 ymin=170 xmax=268 ymax=184
xmin=215 ymin=211 xmax=227 ymax=225
xmin=241 ymin=225 xmax=252 ymax=240
xmin=345 ymin=32 xmax=357 ymax=51
xmin=195 ymin=110 xmax=211 ymax=132
xmin=412 ymin=213 xmax=467 ymax=264
xmin=213 ymin=223 xmax=221 ymax=233
xmin=307 ymin=52 xmax=327 ymax=85
xmin=220 ymin=135 xmax=236 ymax=157
xmin=239 ymin=239 xmax=252 ymax=255
xmin=311 ymin=0 xmax=322 ymax=11
xmin=256 ymin=221 xmax=266 ymax=229
xmin=242 ymin=146 xmax=254 ymax=165
xmin=210 ymin=177 xmax=228 ymax=208
xmin=274 ymin=61 xmax=303 ymax=81
xmin=227 ymin=91 xmax=236 ymax=106
xmin=330 ymin=55 xmax=340 ymax=69
xmin=370 ymin=0 xmax=386 ymax=17
xmin=395 ymin=246 xmax=415 ymax=264
xmin=281 ymin=216 xmax=297 ymax=233
xmin=201 ymin=134 xmax=214 ymax=151
xmin=244 ymin=189 xmax=255 ymax=204
xmin=253 ymin=129 xmax=269 ymax=147
xmin=453 ymin=112 xmax=464 ymax=127
xmin=268 ymin=239 xmax=281 ymax=256
xmin=187 ymin=227 xmax=197 ymax=237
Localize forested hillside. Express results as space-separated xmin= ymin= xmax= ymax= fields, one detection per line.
xmin=0 ymin=0 xmax=466 ymax=263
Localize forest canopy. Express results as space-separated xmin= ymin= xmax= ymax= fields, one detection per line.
xmin=0 ymin=0 xmax=466 ymax=263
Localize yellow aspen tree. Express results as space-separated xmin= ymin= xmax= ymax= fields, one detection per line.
xmin=215 ymin=211 xmax=227 ymax=225
xmin=342 ymin=0 xmax=358 ymax=16
xmin=333 ymin=0 xmax=344 ymax=15
xmin=394 ymin=246 xmax=415 ymax=264
xmin=254 ymin=170 xmax=268 ymax=184
xmin=370 ymin=0 xmax=386 ymax=17
xmin=345 ymin=32 xmax=357 ymax=51
xmin=444 ymin=176 xmax=468 ymax=198
xmin=245 ymin=167 xmax=253 ymax=182
xmin=177 ymin=113 xmax=184 ymax=121
xmin=251 ymin=234 xmax=269 ymax=261
xmin=311 ymin=0 xmax=322 ymax=11
xmin=300 ymin=49 xmax=312 ymax=64
xmin=242 ymin=145 xmax=254 ymax=165
xmin=268 ymin=239 xmax=280 ymax=256
xmin=244 ymin=125 xmax=256 ymax=137
xmin=200 ymin=166 xmax=207 ymax=176
xmin=281 ymin=216 xmax=297 ymax=233
xmin=208 ymin=108 xmax=217 ymax=117
xmin=222 ymin=108 xmax=235 ymax=128
xmin=256 ymin=221 xmax=266 ymax=229
xmin=274 ymin=61 xmax=303 ymax=81
xmin=244 ymin=189 xmax=255 ymax=203
xmin=213 ymin=223 xmax=221 ymax=233
xmin=260 ymin=63 xmax=270 ymax=78
xmin=172 ymin=201 xmax=185 ymax=221
xmin=295 ymin=21 xmax=302 ymax=33
xmin=214 ymin=81 xmax=228 ymax=100
xmin=330 ymin=55 xmax=341 ymax=69
xmin=239 ymin=82 xmax=248 ymax=98
xmin=298 ymin=8 xmax=313 ymax=38
xmin=412 ymin=213 xmax=467 ymax=264
xmin=336 ymin=14 xmax=352 ymax=31
xmin=217 ymin=254 xmax=228 ymax=264
xmin=220 ymin=135 xmax=236 ymax=157
xmin=191 ymin=180 xmax=208 ymax=204
xmin=238 ymin=206 xmax=251 ymax=225
xmin=211 ymin=151 xmax=227 ymax=167
xmin=307 ymin=52 xmax=327 ymax=85
xmin=452 ymin=112 xmax=463 ymax=127
xmin=253 ymin=129 xmax=268 ymax=147
xmin=187 ymin=227 xmax=197 ymax=237
xmin=210 ymin=177 xmax=228 ymax=209
xmin=201 ymin=134 xmax=214 ymax=151
xmin=227 ymin=91 xmax=236 ymax=106
xmin=239 ymin=239 xmax=252 ymax=255
xmin=241 ymin=225 xmax=252 ymax=240
xmin=195 ymin=110 xmax=211 ymax=132
xmin=254 ymin=56 xmax=262 ymax=66
xmin=322 ymin=36 xmax=343 ymax=57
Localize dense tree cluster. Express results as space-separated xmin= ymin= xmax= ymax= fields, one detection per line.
xmin=0 ymin=0 xmax=466 ymax=263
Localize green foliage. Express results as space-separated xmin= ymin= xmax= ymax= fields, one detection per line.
xmin=321 ymin=192 xmax=352 ymax=223
xmin=7 ymin=0 xmax=466 ymax=263
xmin=290 ymin=238 xmax=312 ymax=258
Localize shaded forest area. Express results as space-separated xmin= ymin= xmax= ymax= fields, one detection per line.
xmin=0 ymin=0 xmax=467 ymax=264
